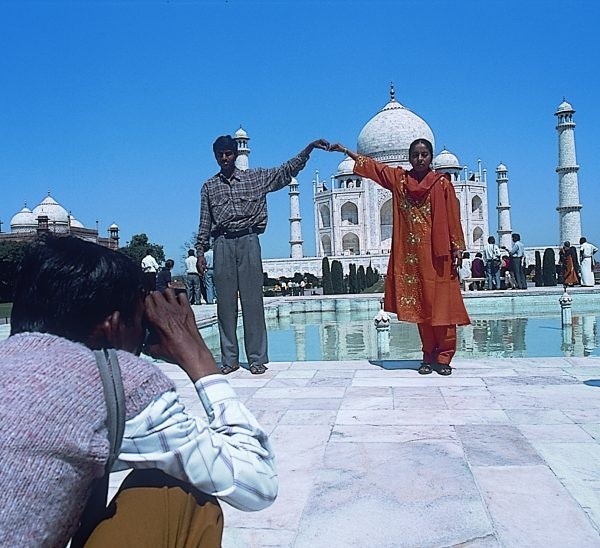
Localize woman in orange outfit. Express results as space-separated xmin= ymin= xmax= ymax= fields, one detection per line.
xmin=327 ymin=139 xmax=470 ymax=375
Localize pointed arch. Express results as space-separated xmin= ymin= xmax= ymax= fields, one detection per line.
xmin=341 ymin=201 xmax=358 ymax=225
xmin=342 ymin=232 xmax=360 ymax=255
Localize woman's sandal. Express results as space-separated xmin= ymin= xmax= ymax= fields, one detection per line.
xmin=249 ymin=363 xmax=268 ymax=375
xmin=221 ymin=363 xmax=240 ymax=375
xmin=418 ymin=363 xmax=433 ymax=375
xmin=435 ymin=364 xmax=453 ymax=376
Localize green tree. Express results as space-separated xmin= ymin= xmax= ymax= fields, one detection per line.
xmin=357 ymin=265 xmax=366 ymax=292
xmin=331 ymin=260 xmax=344 ymax=294
xmin=348 ymin=263 xmax=358 ymax=293
xmin=322 ymin=257 xmax=333 ymax=295
xmin=542 ymin=248 xmax=557 ymax=286
xmin=120 ymin=233 xmax=165 ymax=267
xmin=0 ymin=241 xmax=27 ymax=302
xmin=303 ymin=272 xmax=319 ymax=287
xmin=534 ymin=250 xmax=543 ymax=287
xmin=366 ymin=263 xmax=375 ymax=288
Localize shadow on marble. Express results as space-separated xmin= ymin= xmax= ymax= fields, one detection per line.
xmin=369 ymin=359 xmax=421 ymax=371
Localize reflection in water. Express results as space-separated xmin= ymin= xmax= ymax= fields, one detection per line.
xmin=200 ymin=311 xmax=599 ymax=362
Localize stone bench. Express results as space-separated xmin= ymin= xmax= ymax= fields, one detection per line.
xmin=462 ymin=277 xmax=508 ymax=291
xmin=462 ymin=277 xmax=485 ymax=291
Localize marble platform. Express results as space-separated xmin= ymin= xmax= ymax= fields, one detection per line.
xmin=145 ymin=355 xmax=600 ymax=547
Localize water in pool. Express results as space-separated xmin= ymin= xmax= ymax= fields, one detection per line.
xmin=200 ymin=309 xmax=599 ymax=362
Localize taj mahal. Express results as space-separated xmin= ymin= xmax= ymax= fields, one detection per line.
xmin=0 ymin=88 xmax=584 ymax=279
xmin=248 ymin=87 xmax=582 ymax=278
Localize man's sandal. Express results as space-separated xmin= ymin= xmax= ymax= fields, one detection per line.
xmin=418 ymin=363 xmax=433 ymax=375
xmin=221 ymin=363 xmax=240 ymax=375
xmin=435 ymin=364 xmax=453 ymax=376
xmin=249 ymin=363 xmax=268 ymax=375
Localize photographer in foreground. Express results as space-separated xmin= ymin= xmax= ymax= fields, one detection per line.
xmin=0 ymin=234 xmax=277 ymax=547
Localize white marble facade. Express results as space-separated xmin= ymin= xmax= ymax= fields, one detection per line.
xmin=313 ymin=87 xmax=490 ymax=258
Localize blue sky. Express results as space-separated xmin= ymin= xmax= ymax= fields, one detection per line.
xmin=1 ymin=0 xmax=599 ymax=267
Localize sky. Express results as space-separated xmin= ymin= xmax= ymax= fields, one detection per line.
xmin=1 ymin=0 xmax=599 ymax=269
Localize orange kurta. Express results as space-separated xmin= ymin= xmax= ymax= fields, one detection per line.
xmin=354 ymin=155 xmax=470 ymax=327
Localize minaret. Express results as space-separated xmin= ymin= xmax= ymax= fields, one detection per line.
xmin=555 ymin=100 xmax=582 ymax=244
xmin=496 ymin=162 xmax=512 ymax=248
xmin=234 ymin=126 xmax=250 ymax=171
xmin=289 ymin=177 xmax=303 ymax=258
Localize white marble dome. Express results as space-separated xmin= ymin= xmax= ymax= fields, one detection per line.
xmin=433 ymin=148 xmax=461 ymax=170
xmin=234 ymin=126 xmax=248 ymax=139
xmin=32 ymin=195 xmax=69 ymax=224
xmin=357 ymin=96 xmax=435 ymax=164
xmin=336 ymin=156 xmax=355 ymax=176
xmin=556 ymin=100 xmax=574 ymax=113
xmin=496 ymin=162 xmax=507 ymax=172
xmin=69 ymin=216 xmax=84 ymax=228
xmin=10 ymin=206 xmax=36 ymax=232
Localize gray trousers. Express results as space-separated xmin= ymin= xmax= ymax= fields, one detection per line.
xmin=213 ymin=233 xmax=268 ymax=367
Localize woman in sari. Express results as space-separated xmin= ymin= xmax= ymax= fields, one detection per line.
xmin=560 ymin=241 xmax=580 ymax=287
xmin=327 ymin=139 xmax=470 ymax=375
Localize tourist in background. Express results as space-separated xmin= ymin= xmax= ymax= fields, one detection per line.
xmin=184 ymin=249 xmax=203 ymax=305
xmin=459 ymin=252 xmax=472 ymax=288
xmin=196 ymin=135 xmax=329 ymax=375
xmin=141 ymin=249 xmax=159 ymax=292
xmin=559 ymin=241 xmax=580 ymax=287
xmin=503 ymin=233 xmax=527 ymax=289
xmin=579 ymin=237 xmax=598 ymax=287
xmin=203 ymin=248 xmax=216 ymax=304
xmin=156 ymin=259 xmax=174 ymax=292
xmin=327 ymin=139 xmax=470 ymax=376
xmin=483 ymin=236 xmax=501 ymax=290
xmin=500 ymin=255 xmax=515 ymax=289
xmin=471 ymin=252 xmax=485 ymax=290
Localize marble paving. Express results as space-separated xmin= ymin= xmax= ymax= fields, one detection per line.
xmin=143 ymin=355 xmax=600 ymax=547
xmin=5 ymin=316 xmax=600 ymax=545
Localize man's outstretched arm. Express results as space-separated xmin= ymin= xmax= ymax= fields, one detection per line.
xmin=116 ymin=290 xmax=277 ymax=511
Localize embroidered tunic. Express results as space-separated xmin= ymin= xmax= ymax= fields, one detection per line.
xmin=354 ymin=155 xmax=470 ymax=327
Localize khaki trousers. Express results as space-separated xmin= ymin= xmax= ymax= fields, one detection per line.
xmin=85 ymin=470 xmax=223 ymax=548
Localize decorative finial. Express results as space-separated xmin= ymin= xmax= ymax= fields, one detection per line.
xmin=390 ymin=81 xmax=395 ymax=101
xmin=47 ymin=189 xmax=51 ymax=196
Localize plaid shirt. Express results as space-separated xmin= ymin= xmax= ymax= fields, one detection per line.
xmin=117 ymin=375 xmax=277 ymax=511
xmin=196 ymin=151 xmax=310 ymax=253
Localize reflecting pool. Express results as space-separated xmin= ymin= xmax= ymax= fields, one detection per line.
xmin=200 ymin=308 xmax=600 ymax=362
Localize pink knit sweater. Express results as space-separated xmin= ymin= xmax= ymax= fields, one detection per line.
xmin=0 ymin=332 xmax=175 ymax=547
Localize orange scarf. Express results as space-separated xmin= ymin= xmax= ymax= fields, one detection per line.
xmin=404 ymin=169 xmax=451 ymax=259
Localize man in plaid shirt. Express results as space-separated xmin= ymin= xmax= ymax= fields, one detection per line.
xmin=196 ymin=135 xmax=329 ymax=375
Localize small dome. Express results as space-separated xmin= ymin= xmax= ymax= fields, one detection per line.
xmin=69 ymin=217 xmax=84 ymax=228
xmin=336 ymin=156 xmax=355 ymax=176
xmin=10 ymin=205 xmax=36 ymax=230
xmin=556 ymin=100 xmax=574 ymax=113
xmin=357 ymin=94 xmax=435 ymax=164
xmin=32 ymin=195 xmax=69 ymax=224
xmin=496 ymin=162 xmax=507 ymax=172
xmin=433 ymin=148 xmax=461 ymax=170
xmin=234 ymin=126 xmax=248 ymax=139
xmin=109 ymin=223 xmax=119 ymax=230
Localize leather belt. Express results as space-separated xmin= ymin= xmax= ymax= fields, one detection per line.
xmin=214 ymin=226 xmax=262 ymax=239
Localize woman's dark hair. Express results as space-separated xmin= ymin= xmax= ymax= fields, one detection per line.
xmin=488 ymin=236 xmax=496 ymax=244
xmin=409 ymin=138 xmax=434 ymax=158
xmin=10 ymin=234 xmax=144 ymax=344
